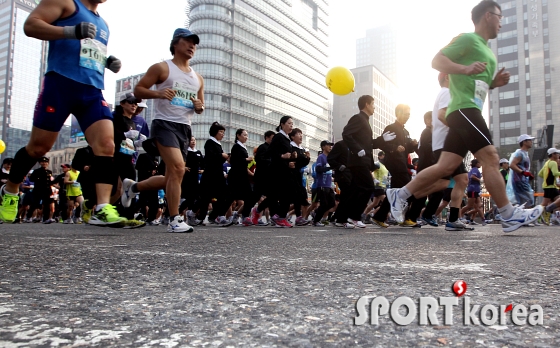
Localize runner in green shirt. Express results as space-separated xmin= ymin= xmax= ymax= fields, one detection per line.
xmin=538 ymin=148 xmax=560 ymax=224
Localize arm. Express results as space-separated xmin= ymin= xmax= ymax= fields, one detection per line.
xmin=378 ymin=125 xmax=400 ymax=154
xmin=23 ymin=0 xmax=78 ymax=41
xmin=509 ymin=155 xmax=523 ymax=174
xmin=437 ymin=107 xmax=448 ymax=126
xmin=433 ymin=34 xmax=487 ymax=76
xmin=63 ymin=172 xmax=73 ymax=185
xmin=550 ymin=161 xmax=560 ymax=178
xmin=341 ymin=116 xmax=363 ymax=154
xmin=192 ymin=73 xmax=205 ymax=114
xmin=134 ymin=63 xmax=174 ymax=100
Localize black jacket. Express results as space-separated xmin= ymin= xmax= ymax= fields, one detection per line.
xmin=254 ymin=142 xmax=271 ymax=193
xmin=200 ymin=139 xmax=226 ymax=191
xmin=136 ymin=153 xmax=159 ymax=182
xmin=267 ymin=132 xmax=296 ymax=190
xmin=228 ymin=142 xmax=251 ymax=197
xmin=112 ymin=105 xmax=136 ymax=154
xmin=290 ymin=143 xmax=310 ymax=187
xmin=327 ymin=140 xmax=352 ymax=185
xmin=184 ymin=149 xmax=204 ymax=185
xmin=378 ymin=121 xmax=417 ymax=174
xmin=342 ymin=111 xmax=385 ymax=171
xmin=416 ymin=126 xmax=434 ymax=173
xmin=29 ymin=167 xmax=53 ymax=198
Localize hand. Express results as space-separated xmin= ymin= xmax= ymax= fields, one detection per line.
xmin=289 ymin=162 xmax=295 ymax=169
xmin=522 ymin=171 xmax=534 ymax=180
xmin=159 ymin=88 xmax=176 ymax=101
xmin=463 ymin=61 xmax=487 ymax=75
xmin=411 ymin=139 xmax=418 ymax=147
xmin=382 ymin=131 xmax=396 ymax=142
xmin=185 ymin=167 xmax=191 ymax=172
xmin=63 ymin=22 xmax=96 ymax=40
xmin=357 ymin=150 xmax=366 ymax=157
xmin=397 ymin=145 xmax=405 ymax=152
xmin=339 ymin=165 xmax=346 ymax=172
xmin=281 ymin=152 xmax=291 ymax=159
xmin=291 ymin=151 xmax=298 ymax=159
xmin=190 ymin=97 xmax=204 ymax=111
xmin=83 ymin=166 xmax=90 ymax=172
xmin=305 ymin=151 xmax=310 ymax=158
xmin=106 ymin=56 xmax=121 ymax=73
xmin=124 ymin=129 xmax=140 ymax=140
xmin=247 ymin=156 xmax=254 ymax=162
xmin=221 ymin=153 xmax=229 ymax=159
xmin=492 ymin=67 xmax=510 ymax=88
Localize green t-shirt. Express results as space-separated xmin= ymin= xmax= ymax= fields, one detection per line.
xmin=441 ymin=32 xmax=497 ymax=116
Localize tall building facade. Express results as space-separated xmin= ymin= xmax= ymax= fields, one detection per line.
xmin=356 ymin=25 xmax=398 ymax=85
xmin=489 ymin=0 xmax=559 ymax=155
xmin=0 ymin=0 xmax=46 ymax=159
xmin=332 ymin=65 xmax=398 ymax=143
xmin=187 ymin=0 xmax=331 ymax=155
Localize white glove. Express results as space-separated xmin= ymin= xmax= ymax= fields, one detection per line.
xmin=358 ymin=150 xmax=366 ymax=157
xmin=383 ymin=131 xmax=397 ymax=142
xmin=124 ymin=129 xmax=140 ymax=140
xmin=374 ymin=179 xmax=380 ymax=185
xmin=133 ymin=134 xmax=147 ymax=148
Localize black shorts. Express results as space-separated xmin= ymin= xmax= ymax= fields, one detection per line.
xmin=373 ymin=188 xmax=386 ymax=197
xmin=314 ymin=187 xmax=336 ymax=209
xmin=433 ymin=149 xmax=468 ymax=179
xmin=311 ymin=188 xmax=319 ymax=203
xmin=544 ymin=188 xmax=560 ymax=200
xmin=67 ymin=195 xmax=80 ymax=201
xmin=150 ymin=119 xmax=192 ymax=161
xmin=442 ymin=187 xmax=453 ymax=202
xmin=443 ymin=108 xmax=493 ymax=157
xmin=467 ymin=191 xmax=480 ymax=199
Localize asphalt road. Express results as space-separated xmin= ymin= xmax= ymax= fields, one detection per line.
xmin=0 ymin=221 xmax=559 ymax=347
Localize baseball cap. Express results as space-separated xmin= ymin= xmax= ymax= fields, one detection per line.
xmin=499 ymin=158 xmax=509 ymax=164
xmin=517 ymin=134 xmax=535 ymax=143
xmin=471 ymin=158 xmax=479 ymax=166
xmin=2 ymin=157 xmax=13 ymax=165
xmin=61 ymin=163 xmax=70 ymax=169
xmin=547 ymin=148 xmax=560 ymax=155
xmin=137 ymin=101 xmax=148 ymax=108
xmin=38 ymin=156 xmax=49 ymax=163
xmin=172 ymin=28 xmax=200 ymax=44
xmin=320 ymin=140 xmax=334 ymax=148
xmin=121 ymin=92 xmax=141 ymax=104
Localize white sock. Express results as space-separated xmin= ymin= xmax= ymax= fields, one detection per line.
xmin=498 ymin=204 xmax=515 ymax=219
xmin=397 ymin=187 xmax=412 ymax=200
xmin=95 ymin=203 xmax=107 ymax=212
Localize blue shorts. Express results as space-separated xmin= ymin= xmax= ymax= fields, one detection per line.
xmin=33 ymin=72 xmax=112 ymax=133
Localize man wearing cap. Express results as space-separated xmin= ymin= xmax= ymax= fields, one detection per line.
xmin=132 ymin=101 xmax=150 ymax=138
xmin=121 ymin=28 xmax=205 ymax=233
xmin=53 ymin=164 xmax=71 ymax=222
xmin=499 ymin=158 xmax=509 ymax=184
xmin=506 ymin=134 xmax=536 ymax=207
xmin=539 ymin=148 xmax=560 ymax=224
xmin=0 ymin=0 xmax=125 ymax=225
xmin=29 ymin=157 xmax=54 ymax=223
xmin=1 ymin=158 xmax=12 ymax=185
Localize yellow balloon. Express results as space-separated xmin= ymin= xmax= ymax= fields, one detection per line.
xmin=325 ymin=66 xmax=355 ymax=96
xmin=0 ymin=139 xmax=5 ymax=154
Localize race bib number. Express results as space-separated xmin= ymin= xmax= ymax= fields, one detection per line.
xmin=473 ymin=80 xmax=489 ymax=109
xmin=170 ymin=81 xmax=198 ymax=109
xmin=80 ymin=39 xmax=107 ymax=74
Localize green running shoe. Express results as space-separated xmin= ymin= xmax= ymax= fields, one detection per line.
xmin=0 ymin=185 xmax=19 ymax=223
xmin=88 ymin=204 xmax=126 ymax=226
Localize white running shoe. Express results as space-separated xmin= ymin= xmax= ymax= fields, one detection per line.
xmin=335 ymin=222 xmax=355 ymax=229
xmin=501 ymin=206 xmax=543 ymax=233
xmin=348 ymin=218 xmax=366 ymax=228
xmin=386 ymin=188 xmax=408 ymax=224
xmin=121 ymin=178 xmax=136 ymax=208
xmin=167 ymin=215 xmax=194 ymax=233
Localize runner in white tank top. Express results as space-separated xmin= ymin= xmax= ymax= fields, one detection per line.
xmin=122 ymin=28 xmax=205 ymax=233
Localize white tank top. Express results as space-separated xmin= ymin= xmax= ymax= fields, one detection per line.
xmin=153 ymin=60 xmax=201 ymax=125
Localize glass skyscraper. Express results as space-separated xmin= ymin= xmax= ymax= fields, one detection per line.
xmin=187 ymin=0 xmax=331 ymax=155
xmin=489 ymin=0 xmax=558 ymax=155
xmin=356 ymin=25 xmax=398 ymax=85
xmin=0 ymin=0 xmax=46 ymax=159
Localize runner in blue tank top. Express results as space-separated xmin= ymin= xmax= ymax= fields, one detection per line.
xmin=0 ymin=0 xmax=126 ymax=226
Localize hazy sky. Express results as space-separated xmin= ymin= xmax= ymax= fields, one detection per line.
xmin=99 ymin=0 xmax=488 ymax=139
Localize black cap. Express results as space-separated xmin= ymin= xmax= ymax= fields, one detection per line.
xmin=39 ymin=156 xmax=49 ymax=163
xmin=2 ymin=157 xmax=13 ymax=165
xmin=121 ymin=92 xmax=141 ymax=104
xmin=320 ymin=140 xmax=334 ymax=148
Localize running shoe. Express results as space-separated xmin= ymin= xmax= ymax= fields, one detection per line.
xmin=445 ymin=220 xmax=474 ymax=231
xmin=420 ymin=216 xmax=438 ymax=227
xmin=89 ymin=204 xmax=127 ymax=226
xmin=312 ymin=221 xmax=325 ymax=227
xmin=386 ymin=188 xmax=408 ymax=224
xmin=295 ymin=216 xmax=309 ymax=226
xmin=542 ymin=211 xmax=551 ymax=225
xmin=257 ymin=220 xmax=270 ymax=226
xmin=372 ymin=219 xmax=389 ymax=228
xmin=277 ymin=218 xmax=292 ymax=228
xmin=335 ymin=222 xmax=355 ymax=229
xmin=63 ymin=218 xmax=74 ymax=224
xmin=469 ymin=221 xmax=479 ymax=225
xmin=400 ymin=219 xmax=419 ymax=228
xmin=120 ymin=178 xmax=136 ymax=208
xmin=167 ymin=215 xmax=193 ymax=233
xmin=501 ymin=206 xmax=543 ymax=233
xmin=216 ymin=216 xmax=234 ymax=227
xmin=363 ymin=214 xmax=373 ymax=224
xmin=147 ymin=220 xmax=161 ymax=226
xmin=42 ymin=219 xmax=54 ymax=224
xmin=80 ymin=200 xmax=92 ymax=224
xmin=0 ymin=185 xmax=19 ymax=223
xmin=348 ymin=218 xmax=366 ymax=228
xmin=123 ymin=219 xmax=147 ymax=229
xmin=250 ymin=207 xmax=261 ymax=225
xmin=241 ymin=217 xmax=254 ymax=226
xmin=270 ymin=214 xmax=282 ymax=227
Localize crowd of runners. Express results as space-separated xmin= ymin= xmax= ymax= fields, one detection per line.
xmin=0 ymin=0 xmax=557 ymax=233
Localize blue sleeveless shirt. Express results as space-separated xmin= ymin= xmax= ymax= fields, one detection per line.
xmin=46 ymin=0 xmax=109 ymax=89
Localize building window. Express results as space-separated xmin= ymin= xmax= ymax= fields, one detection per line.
xmin=526 ymin=88 xmax=531 ymax=96
xmin=526 ymin=104 xmax=531 ymax=112
xmin=498 ymin=44 xmax=518 ymax=55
